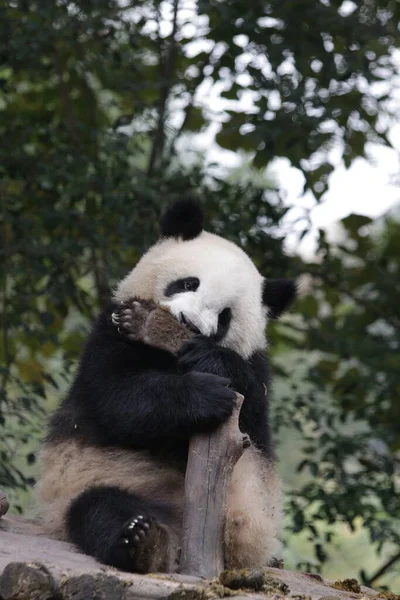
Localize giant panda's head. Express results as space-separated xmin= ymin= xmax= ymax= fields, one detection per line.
xmin=114 ymin=199 xmax=297 ymax=358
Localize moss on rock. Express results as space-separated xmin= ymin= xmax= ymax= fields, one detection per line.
xmin=219 ymin=569 xmax=290 ymax=595
xmin=331 ymin=579 xmax=362 ymax=594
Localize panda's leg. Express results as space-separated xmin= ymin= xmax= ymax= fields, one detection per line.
xmin=66 ymin=486 xmax=179 ymax=573
xmin=225 ymin=449 xmax=282 ymax=568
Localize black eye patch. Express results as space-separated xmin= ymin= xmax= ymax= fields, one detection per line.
xmin=164 ymin=277 xmax=200 ymax=297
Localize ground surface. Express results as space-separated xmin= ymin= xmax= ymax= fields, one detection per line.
xmin=0 ymin=515 xmax=384 ymax=600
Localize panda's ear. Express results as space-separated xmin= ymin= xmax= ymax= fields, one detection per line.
xmin=262 ymin=279 xmax=297 ymax=319
xmin=160 ymin=199 xmax=204 ymax=241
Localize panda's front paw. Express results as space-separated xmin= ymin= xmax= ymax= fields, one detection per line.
xmin=177 ymin=334 xmax=219 ymax=374
xmin=116 ymin=514 xmax=167 ymax=573
xmin=184 ymin=372 xmax=237 ymax=428
xmin=111 ymin=299 xmax=151 ymax=342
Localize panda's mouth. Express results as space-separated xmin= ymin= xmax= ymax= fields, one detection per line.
xmin=179 ymin=308 xmax=231 ymax=340
xmin=179 ymin=313 xmax=201 ymax=334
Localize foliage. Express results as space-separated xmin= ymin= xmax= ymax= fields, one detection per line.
xmin=1 ymin=0 xmax=398 ymax=194
xmin=0 ymin=0 xmax=399 ymax=589
xmin=199 ymin=0 xmax=400 ymax=196
xmin=272 ymin=215 xmax=400 ymax=587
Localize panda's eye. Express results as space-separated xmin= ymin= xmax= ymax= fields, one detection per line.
xmin=165 ymin=277 xmax=200 ymax=297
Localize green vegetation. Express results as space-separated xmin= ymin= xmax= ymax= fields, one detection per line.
xmin=0 ymin=0 xmax=399 ymax=591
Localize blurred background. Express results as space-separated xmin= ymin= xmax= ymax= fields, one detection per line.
xmin=0 ymin=0 xmax=399 ymax=591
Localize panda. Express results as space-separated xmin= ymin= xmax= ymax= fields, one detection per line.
xmin=37 ymin=199 xmax=297 ymax=574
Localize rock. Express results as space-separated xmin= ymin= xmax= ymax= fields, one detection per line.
xmin=0 ymin=562 xmax=56 ymax=600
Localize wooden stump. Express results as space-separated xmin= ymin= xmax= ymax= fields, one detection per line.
xmin=180 ymin=393 xmax=246 ymax=578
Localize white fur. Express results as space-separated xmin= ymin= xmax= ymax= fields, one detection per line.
xmin=113 ymin=232 xmax=267 ymax=359
xmin=37 ymin=442 xmax=281 ymax=568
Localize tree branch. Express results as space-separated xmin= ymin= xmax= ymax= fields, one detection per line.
xmin=91 ymin=247 xmax=110 ymax=311
xmin=54 ymin=46 xmax=78 ymax=143
xmin=365 ymin=550 xmax=400 ymax=587
xmin=169 ymin=47 xmax=218 ymax=155
xmin=0 ymin=196 xmax=13 ymax=422
xmin=314 ymin=269 xmax=399 ymax=330
xmin=147 ymin=0 xmax=180 ymax=176
xmin=180 ymin=393 xmax=246 ymax=578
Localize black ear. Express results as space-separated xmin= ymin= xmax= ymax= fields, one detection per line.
xmin=262 ymin=279 xmax=297 ymax=319
xmin=160 ymin=199 xmax=204 ymax=241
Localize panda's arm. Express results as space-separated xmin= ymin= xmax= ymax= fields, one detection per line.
xmin=177 ymin=336 xmax=272 ymax=454
xmin=177 ymin=335 xmax=264 ymax=396
xmin=73 ymin=308 xmax=237 ymax=446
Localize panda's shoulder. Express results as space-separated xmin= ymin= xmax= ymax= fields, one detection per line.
xmin=248 ymin=349 xmax=269 ymax=375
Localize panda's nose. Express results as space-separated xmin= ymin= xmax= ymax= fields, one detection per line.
xmin=179 ymin=313 xmax=201 ymax=334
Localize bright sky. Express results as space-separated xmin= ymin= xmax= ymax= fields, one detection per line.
xmin=273 ymin=127 xmax=400 ymax=255
xmin=185 ymin=120 xmax=400 ymax=256
xmin=187 ymin=77 xmax=400 ymax=258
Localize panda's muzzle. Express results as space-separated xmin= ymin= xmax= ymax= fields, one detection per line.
xmin=179 ymin=313 xmax=201 ymax=334
xmin=179 ymin=307 xmax=231 ymax=340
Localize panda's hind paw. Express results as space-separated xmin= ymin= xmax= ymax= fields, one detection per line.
xmin=118 ymin=515 xmax=168 ymax=573
xmin=121 ymin=514 xmax=152 ymax=548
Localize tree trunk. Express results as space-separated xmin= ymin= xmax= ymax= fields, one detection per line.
xmin=180 ymin=393 xmax=246 ymax=577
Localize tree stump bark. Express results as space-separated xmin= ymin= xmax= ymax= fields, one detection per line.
xmin=180 ymin=393 xmax=246 ymax=578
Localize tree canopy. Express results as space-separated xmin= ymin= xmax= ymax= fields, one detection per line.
xmin=0 ymin=0 xmax=399 ymax=591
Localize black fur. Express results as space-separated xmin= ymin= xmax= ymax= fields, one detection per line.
xmin=66 ymin=486 xmax=176 ymax=572
xmin=177 ymin=334 xmax=272 ymax=454
xmin=160 ymin=199 xmax=204 ymax=240
xmin=47 ymin=304 xmax=271 ymax=455
xmin=214 ymin=307 xmax=232 ymax=342
xmin=262 ymin=278 xmax=297 ymax=319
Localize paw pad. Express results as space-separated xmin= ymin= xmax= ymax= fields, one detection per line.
xmin=121 ymin=515 xmax=153 ymax=549
xmin=112 ymin=513 xmax=172 ymax=573
xmin=111 ymin=299 xmax=151 ymax=342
